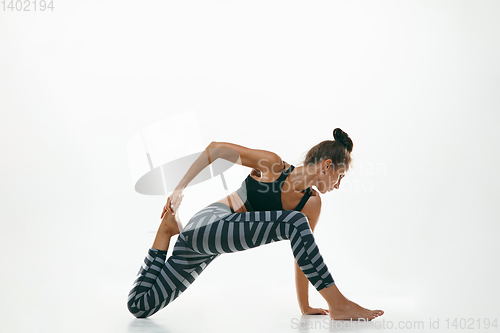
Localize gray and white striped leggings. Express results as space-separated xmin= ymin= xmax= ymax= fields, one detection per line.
xmin=127 ymin=202 xmax=335 ymax=318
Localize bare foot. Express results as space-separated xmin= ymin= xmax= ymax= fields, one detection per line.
xmin=329 ymin=300 xmax=384 ymax=321
xmin=160 ymin=211 xmax=183 ymax=236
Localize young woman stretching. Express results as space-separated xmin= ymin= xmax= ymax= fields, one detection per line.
xmin=127 ymin=128 xmax=384 ymax=321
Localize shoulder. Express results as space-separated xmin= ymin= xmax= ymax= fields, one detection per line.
xmin=301 ymin=190 xmax=321 ymax=230
xmin=303 ymin=193 xmax=321 ymax=214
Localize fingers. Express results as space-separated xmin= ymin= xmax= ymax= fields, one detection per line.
xmin=161 ymin=193 xmax=183 ymax=219
xmin=171 ymin=194 xmax=183 ymax=214
xmin=161 ymin=199 xmax=173 ymax=218
xmin=308 ymin=308 xmax=328 ymax=315
xmin=168 ymin=203 xmax=176 ymax=216
xmin=161 ymin=207 xmax=169 ymax=219
xmin=172 ymin=200 xmax=180 ymax=212
xmin=167 ymin=197 xmax=174 ymax=214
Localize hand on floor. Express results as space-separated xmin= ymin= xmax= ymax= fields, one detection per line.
xmin=302 ymin=306 xmax=329 ymax=315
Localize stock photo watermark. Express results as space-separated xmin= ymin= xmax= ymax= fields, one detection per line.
xmin=290 ymin=317 xmax=499 ymax=330
xmin=128 ymin=113 xmax=386 ymax=197
xmin=250 ymin=160 xmax=387 ymax=194
xmin=1 ymin=0 xmax=54 ymax=11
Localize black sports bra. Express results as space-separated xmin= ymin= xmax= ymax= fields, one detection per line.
xmin=235 ymin=161 xmax=313 ymax=212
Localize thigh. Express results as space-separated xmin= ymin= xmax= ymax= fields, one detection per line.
xmin=182 ymin=208 xmax=307 ymax=255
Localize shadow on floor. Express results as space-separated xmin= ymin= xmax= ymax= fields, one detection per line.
xmin=127 ymin=318 xmax=170 ymax=333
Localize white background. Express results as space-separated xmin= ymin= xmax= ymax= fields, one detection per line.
xmin=1 ymin=1 xmax=499 ymax=332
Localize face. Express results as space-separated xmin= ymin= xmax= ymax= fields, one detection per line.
xmin=315 ymin=160 xmax=347 ymax=194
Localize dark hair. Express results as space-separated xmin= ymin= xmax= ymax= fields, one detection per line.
xmin=303 ymin=128 xmax=353 ymax=169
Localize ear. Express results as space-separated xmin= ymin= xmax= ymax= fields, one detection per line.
xmin=324 ymin=159 xmax=332 ymax=169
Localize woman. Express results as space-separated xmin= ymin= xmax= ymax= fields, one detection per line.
xmin=127 ymin=128 xmax=384 ymax=321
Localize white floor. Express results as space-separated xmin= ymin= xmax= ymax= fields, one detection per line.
xmin=3 ymin=294 xmax=493 ymax=333
xmin=1 ymin=237 xmax=497 ymax=333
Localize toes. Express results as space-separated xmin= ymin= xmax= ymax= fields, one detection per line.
xmin=363 ymin=309 xmax=384 ymax=321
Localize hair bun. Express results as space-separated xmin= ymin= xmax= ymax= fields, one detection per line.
xmin=333 ymin=128 xmax=353 ymax=153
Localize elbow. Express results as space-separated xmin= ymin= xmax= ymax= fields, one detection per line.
xmin=207 ymin=141 xmax=218 ymax=163
xmin=206 ymin=141 xmax=239 ymax=164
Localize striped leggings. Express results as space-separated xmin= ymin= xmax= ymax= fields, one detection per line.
xmin=127 ymin=202 xmax=335 ymax=318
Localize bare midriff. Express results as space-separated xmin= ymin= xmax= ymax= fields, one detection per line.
xmin=214 ymin=191 xmax=248 ymax=213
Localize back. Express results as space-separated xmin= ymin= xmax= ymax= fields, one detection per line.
xmin=235 ymin=161 xmax=313 ymax=212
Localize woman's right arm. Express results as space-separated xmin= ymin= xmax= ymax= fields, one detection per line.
xmin=294 ymin=195 xmax=325 ymax=315
xmin=162 ymin=141 xmax=282 ymax=217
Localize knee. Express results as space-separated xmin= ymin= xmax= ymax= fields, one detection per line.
xmin=128 ymin=305 xmax=150 ymax=319
xmin=284 ymin=211 xmax=307 ymax=222
xmin=127 ymin=297 xmax=150 ymax=319
xmin=292 ymin=211 xmax=309 ymax=226
xmin=296 ymin=211 xmax=308 ymax=221
xmin=288 ymin=212 xmax=313 ymax=233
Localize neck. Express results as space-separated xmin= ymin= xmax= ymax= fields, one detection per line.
xmin=288 ymin=164 xmax=318 ymax=192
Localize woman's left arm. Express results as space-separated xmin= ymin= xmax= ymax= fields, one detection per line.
xmin=294 ymin=195 xmax=329 ymax=315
